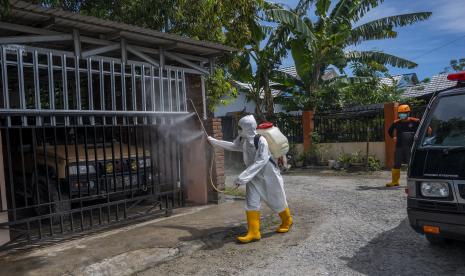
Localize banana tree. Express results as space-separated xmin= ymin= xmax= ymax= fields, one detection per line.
xmin=231 ymin=30 xmax=283 ymax=119
xmin=267 ymin=0 xmax=432 ymax=111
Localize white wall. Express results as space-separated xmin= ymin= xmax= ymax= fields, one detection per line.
xmin=290 ymin=142 xmax=386 ymax=167
xmin=319 ymin=142 xmax=386 ymax=166
xmin=214 ymin=93 xmax=256 ymax=117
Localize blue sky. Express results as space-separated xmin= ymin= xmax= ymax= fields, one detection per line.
xmin=278 ymin=0 xmax=465 ymax=81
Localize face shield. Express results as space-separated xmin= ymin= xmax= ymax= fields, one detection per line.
xmin=237 ymin=125 xmax=243 ymax=137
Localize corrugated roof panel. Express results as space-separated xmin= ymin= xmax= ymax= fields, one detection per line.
xmin=7 ymin=0 xmax=236 ymax=55
xmin=401 ymin=73 xmax=457 ymax=99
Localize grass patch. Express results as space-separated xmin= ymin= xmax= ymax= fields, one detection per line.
xmin=224 ymin=186 xmax=246 ymax=198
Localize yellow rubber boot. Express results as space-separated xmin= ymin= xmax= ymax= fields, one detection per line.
xmin=237 ymin=211 xmax=261 ymax=243
xmin=277 ymin=207 xmax=293 ymax=233
xmin=386 ymin=169 xmax=401 ymax=187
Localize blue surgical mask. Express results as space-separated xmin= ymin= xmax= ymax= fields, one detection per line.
xmin=399 ymin=113 xmax=408 ymax=120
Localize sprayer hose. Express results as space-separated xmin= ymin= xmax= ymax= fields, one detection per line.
xmin=207 ymin=142 xmax=225 ymax=194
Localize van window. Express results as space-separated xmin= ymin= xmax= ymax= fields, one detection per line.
xmin=422 ymin=94 xmax=465 ymax=147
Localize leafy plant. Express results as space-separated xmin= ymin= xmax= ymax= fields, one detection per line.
xmin=267 ymin=0 xmax=431 ymax=111
xmin=444 ymin=58 xmax=465 ymax=73
xmin=337 ymin=152 xmax=352 ymax=168
xmin=337 ymin=151 xmax=382 ymax=171
xmin=206 ymin=68 xmax=238 ymax=112
xmin=349 ymin=151 xmax=365 ymax=164
xmin=366 ymin=156 xmax=381 ymax=171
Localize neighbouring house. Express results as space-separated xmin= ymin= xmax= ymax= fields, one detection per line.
xmin=213 ymin=80 xmax=287 ymax=117
xmin=379 ymin=73 xmax=419 ymax=89
xmin=401 ymin=73 xmax=457 ymax=100
xmin=214 ymin=66 xmax=339 ymax=117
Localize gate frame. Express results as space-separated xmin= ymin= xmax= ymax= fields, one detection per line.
xmin=0 ymin=1 xmax=234 ymax=249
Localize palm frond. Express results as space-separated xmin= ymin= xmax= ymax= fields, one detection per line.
xmin=352 ymin=0 xmax=385 ymax=22
xmin=293 ymin=0 xmax=315 ymax=17
xmin=330 ymin=0 xmax=353 ymax=19
xmin=349 ymin=12 xmax=432 ymax=45
xmin=345 ymin=51 xmax=417 ymax=69
xmin=316 ymin=0 xmax=331 ymax=17
xmin=270 ymin=70 xmax=303 ymax=88
xmin=266 ymin=9 xmax=316 ymax=41
xmin=290 ymin=39 xmax=314 ymax=84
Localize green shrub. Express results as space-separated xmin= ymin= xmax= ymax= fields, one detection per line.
xmin=337 ymin=152 xmax=382 ymax=171
xmin=367 ymin=155 xmax=381 ymax=171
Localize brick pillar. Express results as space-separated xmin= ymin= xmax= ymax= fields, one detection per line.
xmin=205 ymin=118 xmax=225 ymax=204
xmin=183 ymin=74 xmax=208 ymax=205
xmin=384 ymin=102 xmax=399 ymax=169
xmin=302 ymin=111 xmax=314 ymax=152
xmin=184 ymin=73 xmax=225 ymax=204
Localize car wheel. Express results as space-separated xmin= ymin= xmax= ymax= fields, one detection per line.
xmin=425 ymin=234 xmax=451 ymax=245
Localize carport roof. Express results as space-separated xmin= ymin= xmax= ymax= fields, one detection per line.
xmin=4 ymin=0 xmax=237 ymax=57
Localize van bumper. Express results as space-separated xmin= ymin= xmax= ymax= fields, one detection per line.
xmin=408 ymin=208 xmax=465 ymax=241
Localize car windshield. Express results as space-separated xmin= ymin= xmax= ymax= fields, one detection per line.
xmin=422 ymin=93 xmax=465 ymax=147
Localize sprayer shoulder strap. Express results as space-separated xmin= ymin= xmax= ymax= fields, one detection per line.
xmin=254 ymin=134 xmax=261 ymax=150
xmin=254 ymin=134 xmax=277 ymax=168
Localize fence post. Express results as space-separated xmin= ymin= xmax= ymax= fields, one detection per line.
xmin=302 ymin=111 xmax=314 ymax=152
xmin=205 ymin=117 xmax=225 ymax=204
xmin=384 ymin=102 xmax=399 ymax=169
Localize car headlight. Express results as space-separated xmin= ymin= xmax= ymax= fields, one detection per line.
xmin=68 ymin=164 xmax=96 ymax=175
xmin=420 ymin=182 xmax=449 ymax=198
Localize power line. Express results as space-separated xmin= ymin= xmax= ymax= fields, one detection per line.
xmin=412 ymin=34 xmax=465 ymax=61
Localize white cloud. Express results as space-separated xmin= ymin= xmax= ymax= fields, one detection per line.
xmin=428 ymin=0 xmax=465 ymax=34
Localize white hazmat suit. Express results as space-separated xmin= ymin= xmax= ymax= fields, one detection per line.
xmin=208 ymin=115 xmax=288 ymax=213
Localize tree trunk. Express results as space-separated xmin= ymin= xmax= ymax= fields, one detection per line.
xmin=305 ymin=63 xmax=322 ymax=111
xmin=263 ymin=73 xmax=274 ymax=117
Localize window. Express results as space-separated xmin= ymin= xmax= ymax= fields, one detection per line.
xmin=422 ymin=94 xmax=465 ymax=147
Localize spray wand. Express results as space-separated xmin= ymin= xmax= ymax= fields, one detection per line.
xmin=188 ymin=99 xmax=226 ymax=194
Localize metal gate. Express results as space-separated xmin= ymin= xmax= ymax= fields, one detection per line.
xmin=0 ymin=44 xmax=188 ymax=249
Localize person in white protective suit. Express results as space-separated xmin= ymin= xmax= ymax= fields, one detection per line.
xmin=208 ymin=115 xmax=293 ymax=243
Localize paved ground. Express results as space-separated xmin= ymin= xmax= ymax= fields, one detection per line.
xmin=2 ymin=170 xmax=465 ymax=275
xmin=141 ymin=170 xmax=465 ymax=275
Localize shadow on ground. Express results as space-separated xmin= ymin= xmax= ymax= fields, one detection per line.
xmin=160 ymin=221 xmax=280 ymax=251
xmin=344 ymin=219 xmax=465 ymax=275
xmin=356 ymin=185 xmax=405 ymax=191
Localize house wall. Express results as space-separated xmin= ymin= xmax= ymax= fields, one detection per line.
xmin=313 ymin=142 xmax=386 ymax=167
xmin=213 ymin=92 xmax=290 ymax=117
xmin=288 ymin=142 xmax=385 ymax=166
xmin=214 ymin=93 xmax=256 ymax=117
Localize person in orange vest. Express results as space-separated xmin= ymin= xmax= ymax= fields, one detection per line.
xmin=386 ymin=104 xmax=421 ymax=187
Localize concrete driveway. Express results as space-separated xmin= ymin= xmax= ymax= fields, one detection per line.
xmin=1 ymin=170 xmax=464 ymax=275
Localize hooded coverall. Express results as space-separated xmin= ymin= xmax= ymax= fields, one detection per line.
xmin=208 ymin=115 xmax=288 ymax=213
xmin=208 ymin=115 xmax=292 ymax=243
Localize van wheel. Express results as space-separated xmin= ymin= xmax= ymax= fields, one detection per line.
xmin=425 ymin=234 xmax=450 ymax=245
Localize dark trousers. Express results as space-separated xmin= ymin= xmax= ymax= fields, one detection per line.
xmin=394 ymin=146 xmax=411 ymax=169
